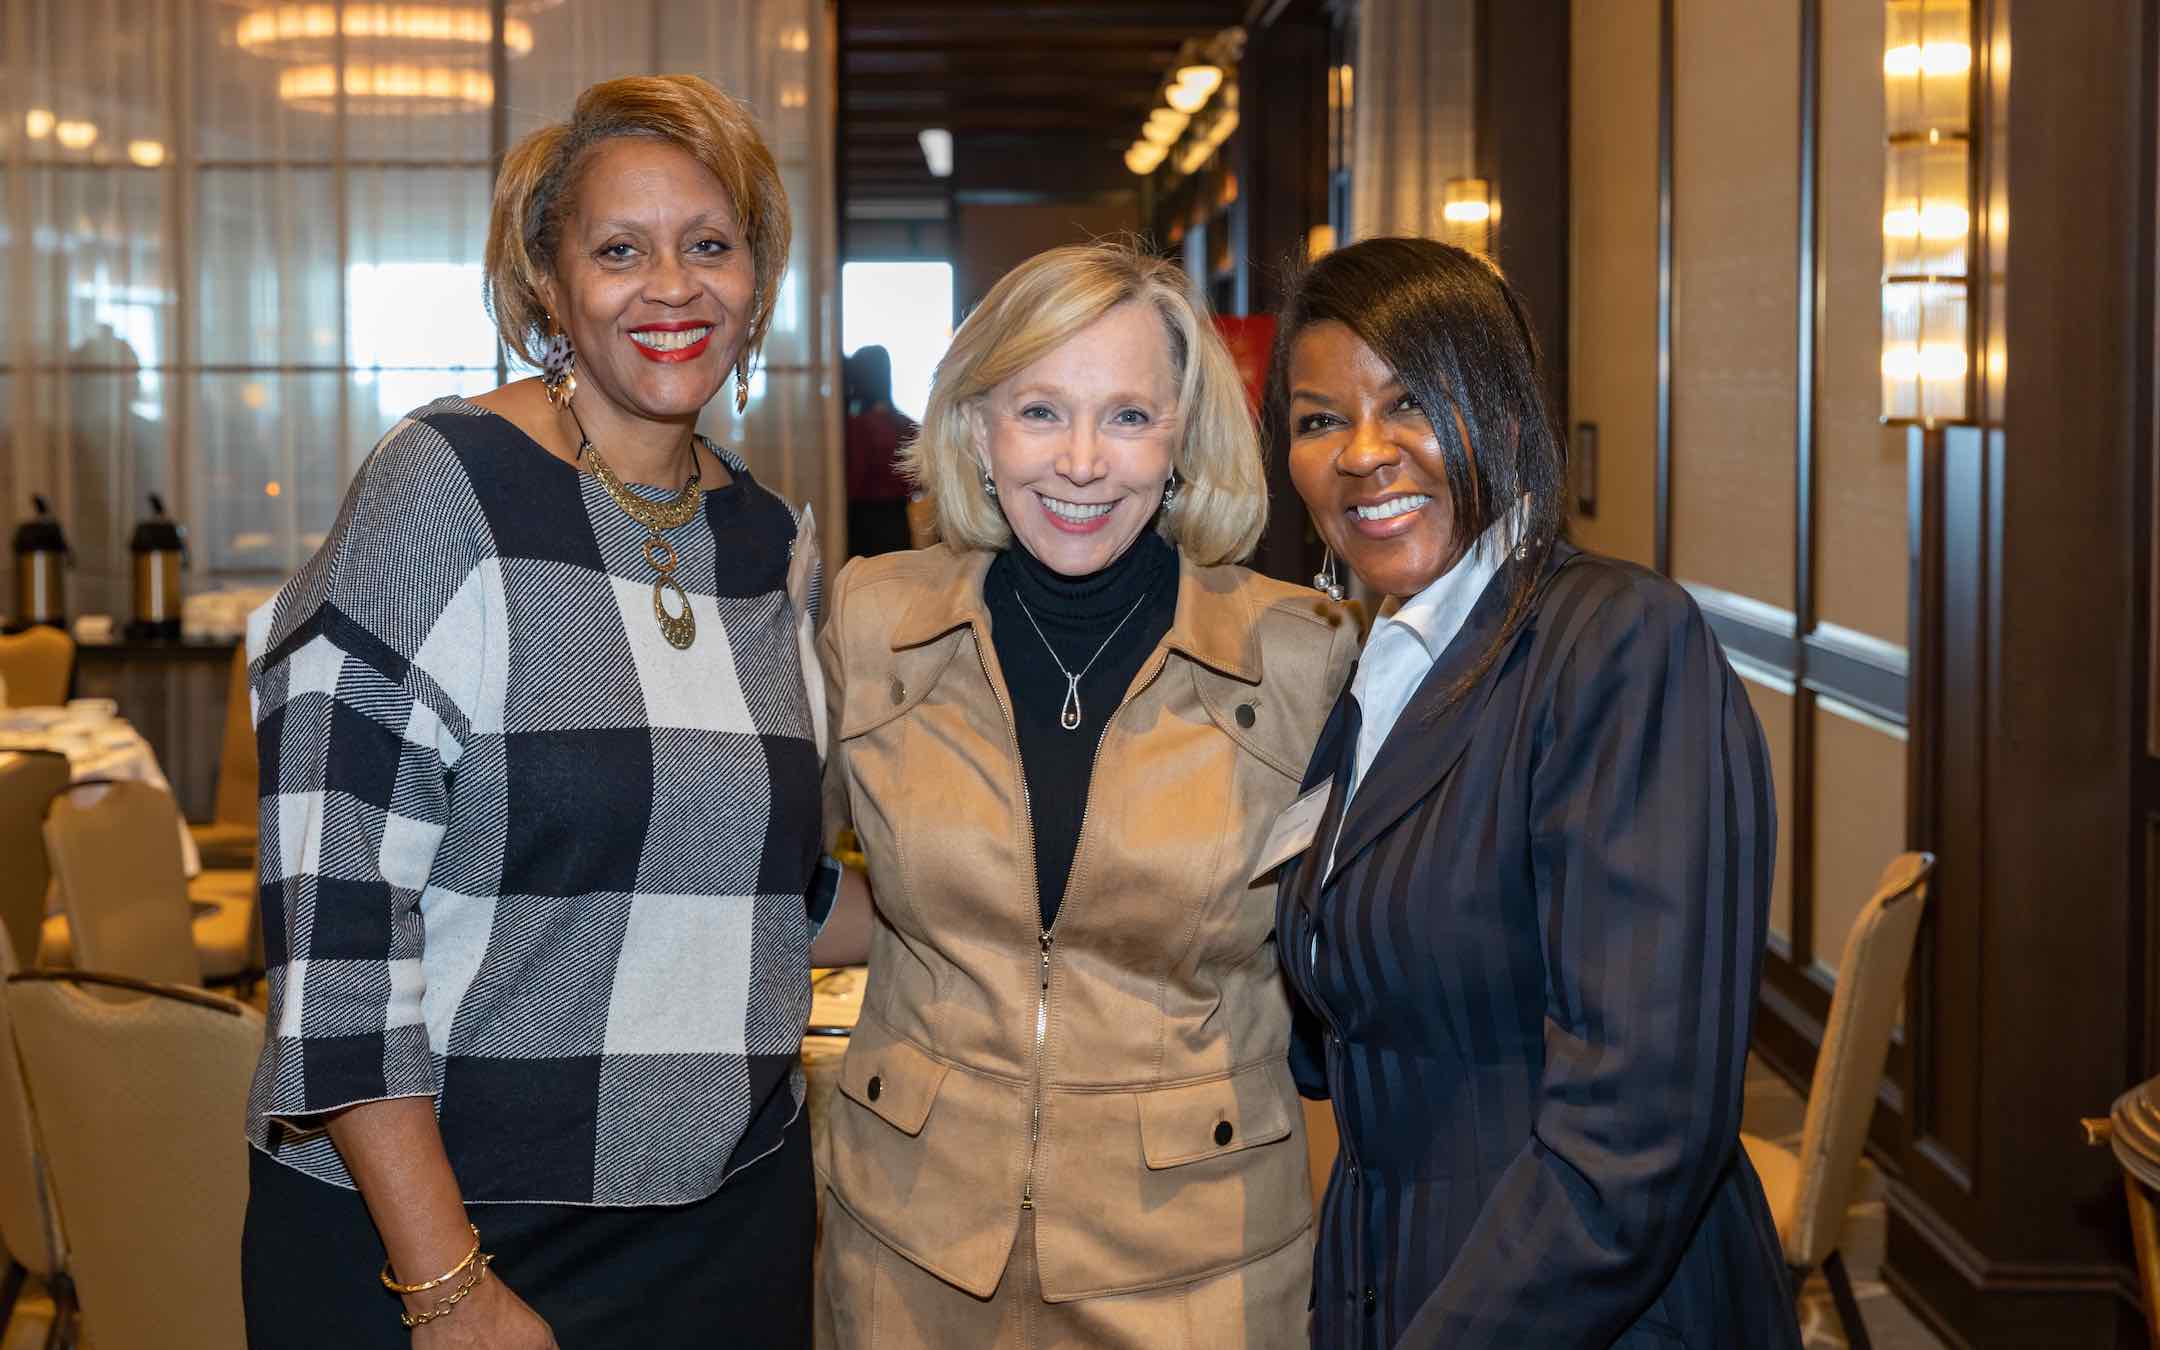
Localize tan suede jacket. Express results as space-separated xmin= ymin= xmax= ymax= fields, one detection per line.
xmin=818 ymin=543 xmax=1357 ymax=1304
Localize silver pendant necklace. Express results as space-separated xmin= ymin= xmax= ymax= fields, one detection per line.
xmin=1011 ymin=585 xmax=1151 ymax=732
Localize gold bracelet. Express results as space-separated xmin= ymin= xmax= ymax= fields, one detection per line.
xmin=379 ymin=1224 xmax=482 ymax=1294
xmin=400 ymin=1253 xmax=493 ymax=1328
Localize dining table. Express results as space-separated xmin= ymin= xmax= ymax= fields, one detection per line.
xmin=0 ymin=701 xmax=203 ymax=877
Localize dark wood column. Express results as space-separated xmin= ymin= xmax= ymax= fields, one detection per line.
xmin=1882 ymin=0 xmax=2155 ymax=1344
xmin=1475 ymin=0 xmax=1570 ymax=419
xmin=1233 ymin=1 xmax=1332 ymax=584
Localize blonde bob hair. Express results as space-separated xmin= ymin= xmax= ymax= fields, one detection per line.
xmin=485 ymin=75 xmax=790 ymax=373
xmin=906 ymin=241 xmax=1268 ymax=566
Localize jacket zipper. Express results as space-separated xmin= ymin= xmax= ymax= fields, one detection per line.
xmin=1008 ymin=641 xmax=1172 ymax=1212
xmin=968 ymin=628 xmax=1048 ymax=1211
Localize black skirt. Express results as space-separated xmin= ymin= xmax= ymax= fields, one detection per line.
xmin=242 ymin=1108 xmax=813 ymax=1348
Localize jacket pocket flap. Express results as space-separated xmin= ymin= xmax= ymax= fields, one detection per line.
xmin=1136 ymin=1064 xmax=1293 ymax=1169
xmin=839 ymin=1028 xmax=950 ymax=1137
xmin=838 ymin=637 xmax=961 ymax=741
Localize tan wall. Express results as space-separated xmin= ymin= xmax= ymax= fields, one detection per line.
xmin=953 ymin=200 xmax=1141 ymax=315
xmin=1817 ymin=0 xmax=1911 ymax=647
xmin=1809 ymin=699 xmax=1908 ymax=976
xmin=1669 ymin=0 xmax=1799 ymax=607
xmin=1743 ymin=672 xmax=1797 ymax=948
xmin=1566 ymin=0 xmax=1660 ymax=568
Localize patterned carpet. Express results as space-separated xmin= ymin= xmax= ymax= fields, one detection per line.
xmin=1743 ymin=1056 xmax=1949 ymax=1350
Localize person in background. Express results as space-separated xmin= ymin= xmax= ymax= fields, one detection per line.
xmin=1268 ymin=236 xmax=1800 ymax=1349
xmin=810 ymin=240 xmax=1354 ymax=1347
xmin=843 ymin=343 xmax=919 ymax=557
xmin=239 ymin=75 xmax=839 ymax=1347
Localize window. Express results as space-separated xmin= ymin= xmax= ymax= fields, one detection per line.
xmin=841 ymin=261 xmax=954 ymax=422
xmin=2 ymin=0 xmax=836 ymax=618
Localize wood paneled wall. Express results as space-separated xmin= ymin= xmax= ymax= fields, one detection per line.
xmin=1567 ymin=0 xmax=2154 ymax=1341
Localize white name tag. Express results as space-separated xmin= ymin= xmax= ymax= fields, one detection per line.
xmin=1252 ymin=784 xmax=1331 ymax=883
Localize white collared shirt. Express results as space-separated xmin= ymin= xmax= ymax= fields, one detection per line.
xmin=1345 ymin=501 xmax=1526 ymax=804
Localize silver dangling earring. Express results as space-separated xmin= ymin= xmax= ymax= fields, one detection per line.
xmin=1313 ymin=548 xmax=1345 ymax=602
xmin=1161 ymin=473 xmax=1179 ymax=512
xmin=538 ymin=322 xmax=577 ymax=409
xmin=980 ymin=467 xmax=998 ymax=499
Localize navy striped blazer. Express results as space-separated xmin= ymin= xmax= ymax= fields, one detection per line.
xmin=1277 ymin=542 xmax=1801 ymax=1349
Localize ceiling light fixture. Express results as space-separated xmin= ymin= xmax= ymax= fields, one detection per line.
xmin=24 ymin=108 xmax=54 ymax=140
xmin=1127 ymin=28 xmax=1242 ymax=181
xmin=53 ymin=120 xmax=98 ymax=151
xmin=235 ymin=5 xmax=535 ymax=58
xmin=1174 ymin=63 xmax=1223 ymax=98
xmin=1164 ymin=82 xmax=1209 ymax=114
xmin=918 ymin=127 xmax=953 ymax=178
xmin=278 ymin=62 xmax=495 ymax=113
xmin=127 ymin=139 xmax=167 ymax=167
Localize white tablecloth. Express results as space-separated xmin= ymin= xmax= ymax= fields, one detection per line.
xmin=0 ymin=705 xmax=202 ymax=877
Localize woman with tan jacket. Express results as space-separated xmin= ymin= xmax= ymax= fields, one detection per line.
xmin=810 ymin=241 xmax=1354 ymax=1347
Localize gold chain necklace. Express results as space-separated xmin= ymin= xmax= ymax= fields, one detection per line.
xmin=573 ymin=420 xmax=703 ymax=650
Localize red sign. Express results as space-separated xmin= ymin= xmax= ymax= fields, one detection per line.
xmin=1212 ymin=314 xmax=1277 ymax=411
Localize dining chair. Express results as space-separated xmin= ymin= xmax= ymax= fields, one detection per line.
xmin=35 ymin=773 xmax=259 ymax=993
xmin=2084 ymin=1080 xmax=2160 ymax=1349
xmin=5 ymin=969 xmax=261 ymax=1350
xmin=187 ymin=644 xmax=258 ymax=871
xmin=0 ymin=927 xmax=70 ymax=1350
xmin=0 ymin=752 xmax=69 ymax=976
xmin=1740 ymin=851 xmax=1935 ymax=1350
xmin=41 ymin=781 xmax=212 ymax=988
xmin=0 ymin=630 xmax=73 ymax=709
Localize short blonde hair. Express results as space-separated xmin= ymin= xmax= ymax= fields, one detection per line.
xmin=907 ymin=241 xmax=1267 ymax=565
xmin=485 ymin=75 xmax=790 ymax=371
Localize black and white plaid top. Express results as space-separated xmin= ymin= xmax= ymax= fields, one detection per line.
xmin=244 ymin=397 xmax=831 ymax=1206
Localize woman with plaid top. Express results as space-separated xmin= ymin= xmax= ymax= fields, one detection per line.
xmin=239 ymin=77 xmax=836 ymax=1347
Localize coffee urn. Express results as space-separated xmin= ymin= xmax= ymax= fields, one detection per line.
xmin=127 ymin=494 xmax=187 ymax=641
xmin=9 ymin=496 xmax=69 ymax=633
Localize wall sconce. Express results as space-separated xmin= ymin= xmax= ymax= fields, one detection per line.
xmin=1442 ymin=178 xmax=1493 ymax=255
xmin=1880 ymin=0 xmax=1973 ymax=425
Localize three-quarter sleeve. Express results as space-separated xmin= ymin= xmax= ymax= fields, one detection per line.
xmin=1396 ymin=578 xmax=1776 ymax=1347
xmin=246 ymin=420 xmax=486 ymax=1130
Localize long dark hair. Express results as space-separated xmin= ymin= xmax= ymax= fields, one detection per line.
xmin=1262 ymin=237 xmax=1568 ymax=706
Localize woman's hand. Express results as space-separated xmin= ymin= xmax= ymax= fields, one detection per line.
xmin=408 ymin=1270 xmax=556 ymax=1348
xmin=321 ymin=1099 xmax=556 ymax=1348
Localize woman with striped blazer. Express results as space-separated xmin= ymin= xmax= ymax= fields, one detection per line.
xmin=1264 ymin=238 xmax=1802 ymax=1349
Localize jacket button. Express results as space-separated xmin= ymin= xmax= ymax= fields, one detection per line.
xmin=866 ymin=1074 xmax=882 ymax=1102
xmin=1235 ymin=702 xmax=1256 ymax=728
xmin=1214 ymin=1120 xmax=1234 ymax=1146
xmin=889 ymin=678 xmax=906 ymax=705
xmin=1362 ymin=1287 xmax=1377 ymax=1315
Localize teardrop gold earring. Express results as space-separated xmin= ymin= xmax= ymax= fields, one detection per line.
xmin=735 ymin=363 xmax=750 ymax=415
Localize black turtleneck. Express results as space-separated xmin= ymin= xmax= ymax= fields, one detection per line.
xmin=985 ymin=529 xmax=1178 ymax=932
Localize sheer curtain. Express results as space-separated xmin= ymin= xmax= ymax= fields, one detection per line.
xmin=1349 ymin=0 xmax=1477 ymax=243
xmin=0 ymin=0 xmax=840 ymax=618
